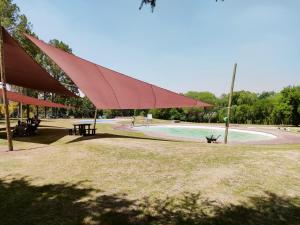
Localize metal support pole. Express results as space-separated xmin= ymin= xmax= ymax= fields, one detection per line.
xmin=0 ymin=26 xmax=13 ymax=151
xmin=224 ymin=63 xmax=237 ymax=144
xmin=93 ymin=108 xmax=97 ymax=129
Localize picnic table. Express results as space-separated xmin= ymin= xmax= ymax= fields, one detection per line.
xmin=71 ymin=123 xmax=96 ymax=136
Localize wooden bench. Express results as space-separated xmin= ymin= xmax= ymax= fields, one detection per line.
xmin=84 ymin=128 xmax=96 ymax=136
xmin=68 ymin=128 xmax=96 ymax=136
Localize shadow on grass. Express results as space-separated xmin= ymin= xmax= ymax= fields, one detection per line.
xmin=0 ymin=127 xmax=68 ymax=145
xmin=0 ymin=177 xmax=299 ymax=225
xmin=67 ymin=133 xmax=181 ymax=144
xmin=0 ymin=127 xmax=179 ymax=148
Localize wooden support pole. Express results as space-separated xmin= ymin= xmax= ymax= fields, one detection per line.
xmin=93 ymin=108 xmax=97 ymax=130
xmin=20 ymin=102 xmax=23 ymax=122
xmin=44 ymin=92 xmax=47 ymax=118
xmin=26 ymin=104 xmax=30 ymax=119
xmin=36 ymin=106 xmax=39 ymax=118
xmin=44 ymin=107 xmax=47 ymax=118
xmin=0 ymin=26 xmax=13 ymax=151
xmin=224 ymin=63 xmax=237 ymax=144
xmin=18 ymin=103 xmax=21 ymax=119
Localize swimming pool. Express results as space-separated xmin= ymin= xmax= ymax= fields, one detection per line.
xmin=133 ymin=125 xmax=277 ymax=143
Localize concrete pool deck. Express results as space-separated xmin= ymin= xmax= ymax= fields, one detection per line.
xmin=227 ymin=125 xmax=300 ymax=144
xmin=116 ymin=123 xmax=300 ymax=145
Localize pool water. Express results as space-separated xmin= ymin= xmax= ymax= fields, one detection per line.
xmin=133 ymin=125 xmax=276 ymax=143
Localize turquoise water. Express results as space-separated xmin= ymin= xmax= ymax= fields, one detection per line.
xmin=134 ymin=126 xmax=276 ymax=142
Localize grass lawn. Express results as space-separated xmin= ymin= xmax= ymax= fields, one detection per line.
xmin=0 ymin=119 xmax=299 ymax=225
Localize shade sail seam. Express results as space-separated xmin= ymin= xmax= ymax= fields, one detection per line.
xmin=150 ymin=85 xmax=157 ymax=108
xmin=94 ymin=65 xmax=121 ymax=109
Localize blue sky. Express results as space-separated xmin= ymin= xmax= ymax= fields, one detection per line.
xmin=15 ymin=0 xmax=300 ymax=96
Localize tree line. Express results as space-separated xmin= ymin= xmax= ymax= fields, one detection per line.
xmin=147 ymin=87 xmax=300 ymax=126
xmin=1 ymin=0 xmax=299 ymax=126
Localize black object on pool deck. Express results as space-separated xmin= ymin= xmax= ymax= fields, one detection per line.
xmin=206 ymin=135 xmax=221 ymax=143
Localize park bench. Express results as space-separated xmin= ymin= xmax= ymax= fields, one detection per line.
xmin=69 ymin=123 xmax=96 ymax=136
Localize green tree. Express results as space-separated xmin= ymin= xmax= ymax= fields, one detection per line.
xmin=258 ymin=91 xmax=275 ymax=100
xmin=271 ymin=102 xmax=292 ymax=125
xmin=234 ymin=105 xmax=252 ymax=124
xmin=169 ymin=108 xmax=185 ymax=120
xmin=280 ymin=86 xmax=300 ymax=126
xmin=185 ymin=91 xmax=218 ymax=123
xmin=185 ymin=91 xmax=218 ymax=105
xmin=231 ymin=91 xmax=257 ymax=106
xmin=0 ymin=0 xmax=32 ymax=39
xmin=252 ymin=97 xmax=276 ymax=124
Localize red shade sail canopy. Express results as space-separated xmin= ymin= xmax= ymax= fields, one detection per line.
xmin=25 ymin=34 xmax=212 ymax=110
xmin=0 ymin=89 xmax=70 ymax=108
xmin=2 ymin=27 xmax=74 ymax=97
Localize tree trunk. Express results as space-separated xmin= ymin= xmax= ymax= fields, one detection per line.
xmin=93 ymin=108 xmax=97 ymax=129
